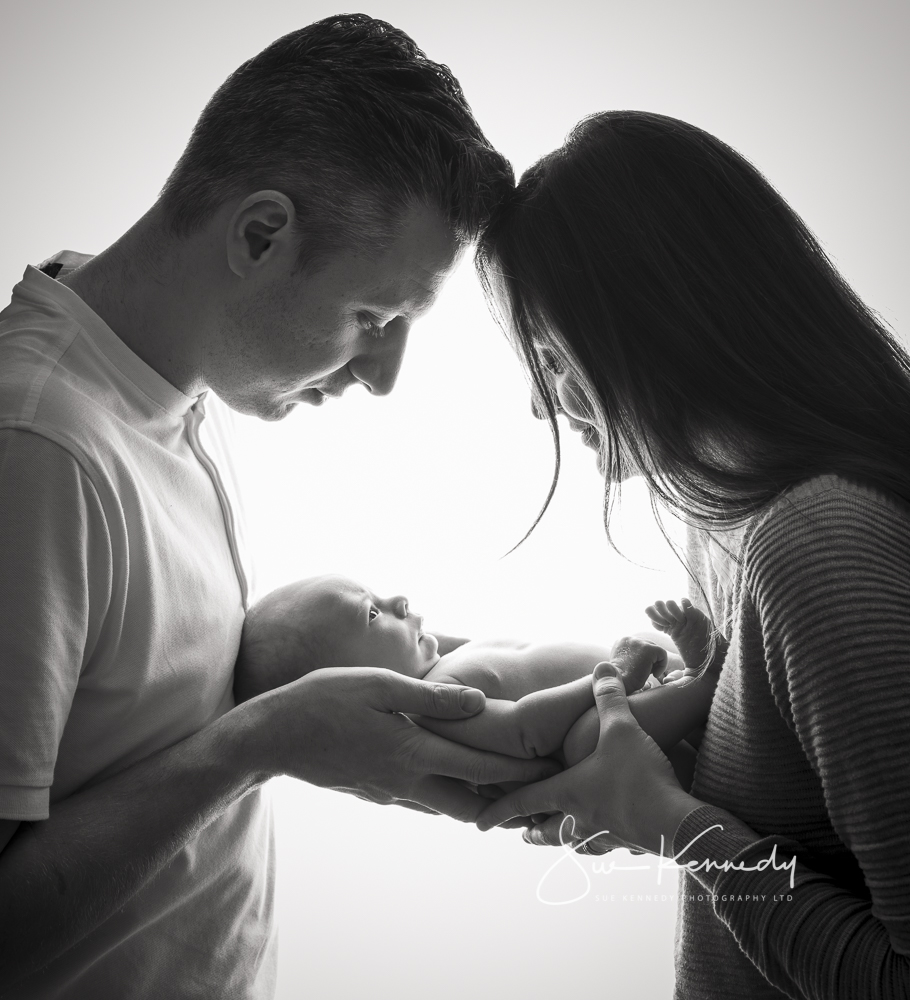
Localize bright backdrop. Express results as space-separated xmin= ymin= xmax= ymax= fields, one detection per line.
xmin=1 ymin=1 xmax=907 ymax=997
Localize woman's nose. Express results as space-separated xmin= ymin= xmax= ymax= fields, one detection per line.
xmin=531 ymin=393 xmax=559 ymax=420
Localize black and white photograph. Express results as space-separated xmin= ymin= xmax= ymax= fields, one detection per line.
xmin=0 ymin=1 xmax=908 ymax=997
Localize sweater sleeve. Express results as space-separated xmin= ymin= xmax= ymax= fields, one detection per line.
xmin=0 ymin=428 xmax=112 ymax=820
xmin=674 ymin=483 xmax=910 ymax=1000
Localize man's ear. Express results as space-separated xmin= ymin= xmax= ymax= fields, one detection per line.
xmin=226 ymin=191 xmax=296 ymax=278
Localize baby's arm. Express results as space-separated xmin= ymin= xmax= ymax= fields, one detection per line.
xmin=436 ymin=637 xmax=679 ymax=701
xmin=415 ymin=644 xmax=688 ymax=762
xmin=561 ymin=673 xmax=719 ymax=764
xmin=414 ymin=677 xmax=596 ymax=759
xmin=562 ymin=599 xmax=727 ymax=766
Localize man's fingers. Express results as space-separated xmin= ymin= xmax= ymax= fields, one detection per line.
xmin=374 ymin=671 xmax=486 ymax=719
xmin=407 ymin=775 xmax=494 ymax=823
xmin=405 ymin=726 xmax=561 ymax=786
xmin=475 ymin=772 xmax=565 ymax=831
xmin=390 ymin=798 xmax=440 ymax=816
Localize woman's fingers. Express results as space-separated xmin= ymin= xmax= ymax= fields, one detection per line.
xmin=522 ymin=813 xmax=627 ymax=854
xmin=475 ymin=771 xmax=566 ymax=831
xmin=522 ymin=813 xmax=576 ymax=847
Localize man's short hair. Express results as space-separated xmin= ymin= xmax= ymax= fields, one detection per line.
xmin=158 ymin=13 xmax=514 ymax=269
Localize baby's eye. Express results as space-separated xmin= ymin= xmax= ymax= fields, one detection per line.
xmin=368 ymin=606 xmax=380 ymax=623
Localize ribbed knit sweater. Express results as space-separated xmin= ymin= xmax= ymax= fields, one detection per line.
xmin=672 ymin=475 xmax=910 ymax=999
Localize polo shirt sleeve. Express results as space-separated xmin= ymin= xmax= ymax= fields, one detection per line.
xmin=0 ymin=428 xmax=112 ymax=820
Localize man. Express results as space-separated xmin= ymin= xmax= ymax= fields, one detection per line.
xmin=0 ymin=15 xmax=555 ymax=996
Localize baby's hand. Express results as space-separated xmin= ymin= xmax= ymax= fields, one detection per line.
xmin=608 ymin=636 xmax=669 ymax=692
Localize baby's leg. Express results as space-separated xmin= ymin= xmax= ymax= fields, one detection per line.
xmin=645 ymin=598 xmax=728 ymax=676
xmin=412 ymin=677 xmax=595 ymax=759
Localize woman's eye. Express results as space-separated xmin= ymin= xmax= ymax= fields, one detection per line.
xmin=539 ymin=349 xmax=565 ymax=375
xmin=368 ymin=606 xmax=380 ymax=623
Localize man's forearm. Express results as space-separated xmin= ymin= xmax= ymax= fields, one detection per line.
xmin=0 ymin=700 xmax=267 ymax=992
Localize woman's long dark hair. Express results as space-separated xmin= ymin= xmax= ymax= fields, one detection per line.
xmin=476 ymin=111 xmax=910 ymax=537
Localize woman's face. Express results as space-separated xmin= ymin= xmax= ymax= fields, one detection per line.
xmin=536 ymin=343 xmax=650 ymax=481
xmin=537 ymin=346 xmax=607 ymax=475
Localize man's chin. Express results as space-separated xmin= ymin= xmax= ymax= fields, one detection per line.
xmin=216 ymin=392 xmax=297 ymax=422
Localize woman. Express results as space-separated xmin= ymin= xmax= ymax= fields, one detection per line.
xmin=474 ymin=112 xmax=910 ymax=999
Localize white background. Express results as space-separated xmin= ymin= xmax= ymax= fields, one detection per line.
xmin=2 ymin=1 xmax=907 ymax=996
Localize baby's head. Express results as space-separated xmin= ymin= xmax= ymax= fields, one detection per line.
xmin=234 ymin=575 xmax=441 ymax=702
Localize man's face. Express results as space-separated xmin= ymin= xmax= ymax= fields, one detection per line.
xmin=310 ymin=576 xmax=440 ymax=677
xmin=209 ymin=203 xmax=461 ymax=420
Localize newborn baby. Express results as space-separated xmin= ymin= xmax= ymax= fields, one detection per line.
xmin=235 ymin=575 xmax=725 ymax=767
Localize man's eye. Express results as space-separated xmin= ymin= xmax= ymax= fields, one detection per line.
xmin=368 ymin=606 xmax=380 ymax=623
xmin=359 ymin=314 xmax=384 ymax=338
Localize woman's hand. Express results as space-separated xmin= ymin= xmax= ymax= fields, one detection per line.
xmin=476 ymin=662 xmax=702 ymax=855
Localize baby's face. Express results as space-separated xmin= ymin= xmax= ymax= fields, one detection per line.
xmin=311 ymin=576 xmax=440 ymax=677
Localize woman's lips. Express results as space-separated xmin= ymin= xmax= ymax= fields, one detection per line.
xmin=580 ymin=425 xmax=600 ymax=450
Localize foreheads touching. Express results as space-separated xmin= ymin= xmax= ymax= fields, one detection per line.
xmin=150 ymin=14 xmax=515 ymax=420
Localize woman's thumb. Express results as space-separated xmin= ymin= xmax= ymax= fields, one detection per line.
xmin=592 ymin=661 xmax=630 ymax=718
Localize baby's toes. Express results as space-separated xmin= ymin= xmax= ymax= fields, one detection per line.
xmin=665 ymin=599 xmax=687 ymax=623
xmin=652 ymin=600 xmax=676 ymax=624
xmin=645 ymin=604 xmax=669 ymax=627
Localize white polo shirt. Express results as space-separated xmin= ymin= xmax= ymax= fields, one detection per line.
xmin=0 ymin=254 xmax=275 ymax=997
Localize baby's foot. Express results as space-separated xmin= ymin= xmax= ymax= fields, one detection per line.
xmin=645 ymin=598 xmax=728 ymax=677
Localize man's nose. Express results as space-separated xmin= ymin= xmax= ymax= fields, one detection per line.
xmin=349 ymin=320 xmax=409 ymax=396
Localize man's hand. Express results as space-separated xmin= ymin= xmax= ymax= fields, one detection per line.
xmin=242 ymin=667 xmax=562 ymax=822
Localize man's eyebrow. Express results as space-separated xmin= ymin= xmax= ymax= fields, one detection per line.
xmin=361 ymin=272 xmax=441 ymax=317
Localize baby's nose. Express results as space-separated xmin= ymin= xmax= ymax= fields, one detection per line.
xmin=392 ymin=596 xmax=409 ymax=618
